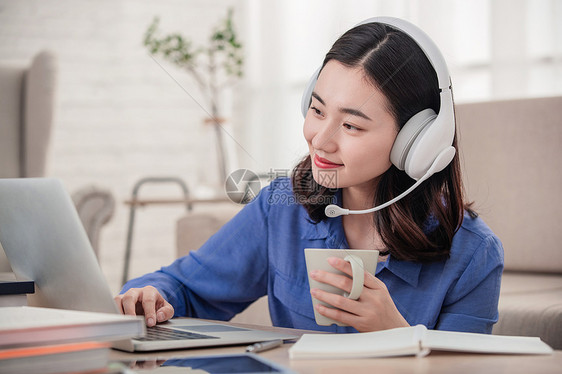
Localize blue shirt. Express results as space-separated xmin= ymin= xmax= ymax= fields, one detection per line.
xmin=122 ymin=178 xmax=504 ymax=334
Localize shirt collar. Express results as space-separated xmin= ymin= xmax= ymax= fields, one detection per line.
xmin=301 ymin=217 xmax=329 ymax=240
xmin=377 ymin=256 xmax=422 ymax=288
xmin=301 ymin=213 xmax=348 ymax=248
xmin=301 ymin=191 xmax=348 ymax=248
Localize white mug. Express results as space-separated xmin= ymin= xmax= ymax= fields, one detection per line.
xmin=304 ymin=248 xmax=379 ymax=326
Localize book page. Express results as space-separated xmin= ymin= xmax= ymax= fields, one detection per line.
xmin=289 ymin=326 xmax=424 ymax=359
xmin=424 ymin=329 xmax=553 ymax=355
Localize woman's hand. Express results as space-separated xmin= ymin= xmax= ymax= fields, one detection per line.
xmin=114 ymin=286 xmax=174 ymax=327
xmin=309 ymin=257 xmax=409 ymax=332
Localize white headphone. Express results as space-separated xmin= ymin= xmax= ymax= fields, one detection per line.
xmin=301 ymin=16 xmax=456 ymax=182
xmin=300 ymin=17 xmax=457 ymax=217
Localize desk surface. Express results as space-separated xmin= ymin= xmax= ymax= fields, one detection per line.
xmin=110 ymin=320 xmax=562 ymax=374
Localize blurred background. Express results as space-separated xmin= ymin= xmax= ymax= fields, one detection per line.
xmin=0 ymin=0 xmax=561 ymax=294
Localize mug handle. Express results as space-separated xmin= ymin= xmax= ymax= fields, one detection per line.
xmin=343 ymin=254 xmax=364 ymax=300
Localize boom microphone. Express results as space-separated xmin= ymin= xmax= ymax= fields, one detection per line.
xmin=325 ymin=147 xmax=455 ymax=218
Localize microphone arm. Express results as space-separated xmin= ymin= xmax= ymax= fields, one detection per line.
xmin=324 ymin=146 xmax=455 ymax=218
xmin=324 ymin=173 xmax=430 ymax=217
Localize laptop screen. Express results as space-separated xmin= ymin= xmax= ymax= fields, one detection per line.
xmin=0 ymin=178 xmax=118 ymax=314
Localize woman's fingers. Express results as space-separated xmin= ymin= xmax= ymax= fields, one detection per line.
xmin=114 ymin=286 xmax=174 ymax=326
xmin=315 ymin=302 xmax=357 ymax=326
xmin=119 ymin=288 xmax=141 ymax=316
xmin=311 ymin=287 xmax=357 ymax=311
xmin=325 ymin=257 xmax=386 ymax=290
xmin=310 ymin=269 xmax=354 ymax=294
xmin=156 ymin=302 xmax=175 ymax=322
xmin=308 ymin=256 xmax=407 ymax=332
xmin=141 ymin=287 xmax=159 ymax=326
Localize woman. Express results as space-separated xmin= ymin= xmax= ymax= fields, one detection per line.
xmin=116 ymin=18 xmax=503 ymax=334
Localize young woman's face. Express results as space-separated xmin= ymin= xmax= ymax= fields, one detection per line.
xmin=303 ymin=60 xmax=399 ymax=191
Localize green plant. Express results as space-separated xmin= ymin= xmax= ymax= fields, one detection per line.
xmin=143 ymin=8 xmax=244 ymax=183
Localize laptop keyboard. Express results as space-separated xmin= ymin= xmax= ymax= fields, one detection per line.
xmin=136 ymin=325 xmax=219 ymax=341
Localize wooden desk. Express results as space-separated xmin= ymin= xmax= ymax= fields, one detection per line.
xmin=110 ymin=321 xmax=562 ymax=374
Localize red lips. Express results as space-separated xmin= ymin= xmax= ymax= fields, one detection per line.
xmin=314 ymin=154 xmax=343 ymax=169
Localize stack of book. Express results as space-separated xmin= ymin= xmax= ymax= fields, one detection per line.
xmin=0 ymin=306 xmax=145 ymax=373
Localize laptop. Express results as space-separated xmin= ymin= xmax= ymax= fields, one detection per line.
xmin=0 ymin=178 xmax=297 ymax=352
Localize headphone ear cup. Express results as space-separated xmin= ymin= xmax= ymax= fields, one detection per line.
xmin=405 ymin=100 xmax=455 ymax=180
xmin=390 ymin=109 xmax=437 ymax=172
xmin=301 ymin=68 xmax=322 ymax=118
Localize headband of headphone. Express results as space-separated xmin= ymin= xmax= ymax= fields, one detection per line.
xmin=300 ymin=17 xmax=456 ymax=181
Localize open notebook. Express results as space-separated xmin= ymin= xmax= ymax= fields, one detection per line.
xmin=0 ymin=178 xmax=296 ymax=352
xmin=289 ymin=325 xmax=553 ymax=359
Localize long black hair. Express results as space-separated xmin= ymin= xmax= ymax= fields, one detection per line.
xmin=292 ymin=22 xmax=473 ymax=262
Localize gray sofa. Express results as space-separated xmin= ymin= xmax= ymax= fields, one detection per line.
xmin=457 ymin=96 xmax=562 ymax=349
xmin=176 ymin=96 xmax=562 ymax=348
xmin=0 ymin=51 xmax=115 ymax=262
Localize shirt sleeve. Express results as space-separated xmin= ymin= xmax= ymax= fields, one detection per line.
xmin=120 ymin=185 xmax=273 ymax=321
xmin=435 ymin=234 xmax=504 ymax=333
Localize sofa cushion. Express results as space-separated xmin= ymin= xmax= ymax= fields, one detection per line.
xmin=176 ymin=203 xmax=242 ymax=257
xmin=0 ymin=64 xmax=25 ymax=178
xmin=457 ymin=97 xmax=562 ymax=273
xmin=493 ymin=272 xmax=562 ymax=349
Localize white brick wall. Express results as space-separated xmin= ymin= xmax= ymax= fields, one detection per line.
xmin=0 ymin=0 xmax=243 ymax=293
